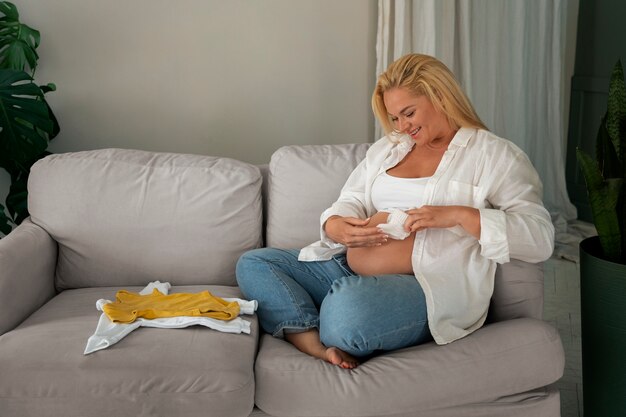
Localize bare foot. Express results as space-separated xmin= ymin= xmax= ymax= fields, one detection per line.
xmin=285 ymin=329 xmax=360 ymax=369
xmin=325 ymin=346 xmax=359 ymax=369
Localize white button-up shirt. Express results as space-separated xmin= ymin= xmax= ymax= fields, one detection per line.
xmin=299 ymin=127 xmax=554 ymax=345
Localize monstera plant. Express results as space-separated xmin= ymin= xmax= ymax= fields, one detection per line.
xmin=576 ymin=60 xmax=626 ymax=264
xmin=0 ymin=1 xmax=59 ymax=236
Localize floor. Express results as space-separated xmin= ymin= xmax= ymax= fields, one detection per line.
xmin=543 ymin=256 xmax=583 ymax=417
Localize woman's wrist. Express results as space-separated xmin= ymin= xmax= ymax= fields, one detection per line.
xmin=458 ymin=207 xmax=481 ymax=239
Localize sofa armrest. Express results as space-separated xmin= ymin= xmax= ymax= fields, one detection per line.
xmin=0 ymin=218 xmax=57 ymax=335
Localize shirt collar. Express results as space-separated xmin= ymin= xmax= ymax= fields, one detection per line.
xmin=449 ymin=127 xmax=476 ymax=148
xmin=388 ymin=127 xmax=476 ymax=149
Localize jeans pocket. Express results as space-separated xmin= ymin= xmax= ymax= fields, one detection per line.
xmin=332 ymin=254 xmax=355 ymax=276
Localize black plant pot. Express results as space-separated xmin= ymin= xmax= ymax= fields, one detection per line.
xmin=580 ymin=236 xmax=626 ymax=416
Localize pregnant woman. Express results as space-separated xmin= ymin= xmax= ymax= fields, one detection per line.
xmin=236 ymin=53 xmax=554 ymax=369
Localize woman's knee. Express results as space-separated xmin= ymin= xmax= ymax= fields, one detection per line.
xmin=237 ymin=248 xmax=285 ymax=277
xmin=236 ymin=248 xmax=262 ymax=283
xmin=236 ymin=248 xmax=280 ymax=291
xmin=237 ymin=248 xmax=267 ymax=268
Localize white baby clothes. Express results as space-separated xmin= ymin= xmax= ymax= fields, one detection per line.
xmin=377 ymin=208 xmax=411 ymax=240
xmin=84 ymin=282 xmax=257 ymax=355
xmin=223 ymin=297 xmax=258 ymax=315
xmin=139 ymin=280 xmax=171 ymax=295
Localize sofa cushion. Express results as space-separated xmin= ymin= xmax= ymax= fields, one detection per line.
xmin=249 ymin=391 xmax=561 ymax=417
xmin=266 ymin=143 xmax=370 ymax=249
xmin=0 ymin=285 xmax=257 ymax=417
xmin=254 ymin=319 xmax=564 ymax=417
xmin=28 ymin=149 xmax=263 ymax=289
xmin=489 ymin=259 xmax=544 ymax=321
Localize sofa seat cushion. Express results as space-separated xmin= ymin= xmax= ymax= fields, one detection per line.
xmin=0 ymin=285 xmax=258 ymax=417
xmin=254 ymin=318 xmax=564 ymax=417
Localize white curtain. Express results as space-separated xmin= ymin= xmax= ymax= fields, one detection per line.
xmin=376 ymin=0 xmax=592 ymax=260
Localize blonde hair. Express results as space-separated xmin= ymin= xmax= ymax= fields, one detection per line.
xmin=372 ymin=54 xmax=487 ymax=134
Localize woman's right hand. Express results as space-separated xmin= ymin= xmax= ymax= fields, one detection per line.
xmin=323 ymin=215 xmax=388 ymax=247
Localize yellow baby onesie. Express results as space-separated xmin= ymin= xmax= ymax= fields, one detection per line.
xmin=103 ymin=289 xmax=241 ymax=324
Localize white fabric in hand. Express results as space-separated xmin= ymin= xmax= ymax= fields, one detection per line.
xmin=377 ymin=208 xmax=410 ymax=240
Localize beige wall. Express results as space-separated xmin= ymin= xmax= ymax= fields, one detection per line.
xmin=1 ymin=0 xmax=377 ymax=220
xmin=13 ymin=0 xmax=378 ymax=163
xmin=2 ymin=1 xmax=581 ymax=225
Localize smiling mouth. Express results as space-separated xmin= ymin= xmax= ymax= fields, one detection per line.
xmin=410 ymin=127 xmax=421 ymax=136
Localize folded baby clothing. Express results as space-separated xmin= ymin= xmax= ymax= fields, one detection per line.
xmin=103 ymin=289 xmax=241 ymax=323
xmin=377 ymin=208 xmax=411 ymax=240
xmin=84 ymin=281 xmax=257 ymax=355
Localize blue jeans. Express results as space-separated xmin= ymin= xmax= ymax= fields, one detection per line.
xmin=235 ymin=248 xmax=431 ymax=357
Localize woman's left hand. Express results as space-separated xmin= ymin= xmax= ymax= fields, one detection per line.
xmin=404 ymin=206 xmax=481 ymax=239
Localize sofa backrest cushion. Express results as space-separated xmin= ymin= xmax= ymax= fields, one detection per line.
xmin=266 ymin=143 xmax=370 ymax=248
xmin=264 ymin=143 xmax=543 ymax=321
xmin=28 ymin=149 xmax=262 ymax=290
xmin=489 ymin=259 xmax=544 ymax=321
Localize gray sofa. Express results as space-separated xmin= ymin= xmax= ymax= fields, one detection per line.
xmin=0 ymin=145 xmax=565 ymax=417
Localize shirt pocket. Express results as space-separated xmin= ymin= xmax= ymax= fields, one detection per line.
xmin=444 ymin=180 xmax=484 ymax=208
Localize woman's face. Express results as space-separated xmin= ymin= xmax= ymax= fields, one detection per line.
xmin=383 ymin=87 xmax=456 ymax=148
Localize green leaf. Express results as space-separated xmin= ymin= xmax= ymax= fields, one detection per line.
xmin=44 ymin=98 xmax=59 ymax=140
xmin=0 ymin=38 xmax=40 ymax=73
xmin=0 ymin=2 xmax=19 ymax=22
xmin=6 ymin=169 xmax=27 ymax=223
xmin=606 ymin=60 xmax=626 ymax=162
xmin=39 ymin=83 xmax=59 ymax=140
xmin=577 ymin=148 xmax=604 ymax=189
xmin=596 ymin=114 xmax=621 ymax=178
xmin=577 ymin=148 xmax=623 ymax=260
xmin=0 ymin=2 xmax=55 ymax=233
xmin=40 ymin=82 xmax=56 ymax=93
xmin=0 ymin=1 xmax=40 ymax=73
xmin=0 ymin=202 xmax=13 ymax=236
xmin=0 ymin=69 xmax=53 ymax=171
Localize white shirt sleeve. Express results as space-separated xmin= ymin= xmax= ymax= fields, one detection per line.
xmin=318 ymin=157 xmax=370 ymax=247
xmin=479 ymin=151 xmax=555 ymax=263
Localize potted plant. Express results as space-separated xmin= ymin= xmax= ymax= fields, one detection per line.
xmin=0 ymin=0 xmax=59 ymax=237
xmin=576 ymin=59 xmax=626 ymax=417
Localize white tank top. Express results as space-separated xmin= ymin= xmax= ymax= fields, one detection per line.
xmin=371 ymin=171 xmax=430 ymax=211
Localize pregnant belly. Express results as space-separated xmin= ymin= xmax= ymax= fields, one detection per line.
xmin=346 ymin=211 xmax=415 ymax=276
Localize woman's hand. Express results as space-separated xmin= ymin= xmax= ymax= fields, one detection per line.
xmin=324 ymin=215 xmax=388 ymax=247
xmin=404 ymin=206 xmax=481 ymax=239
